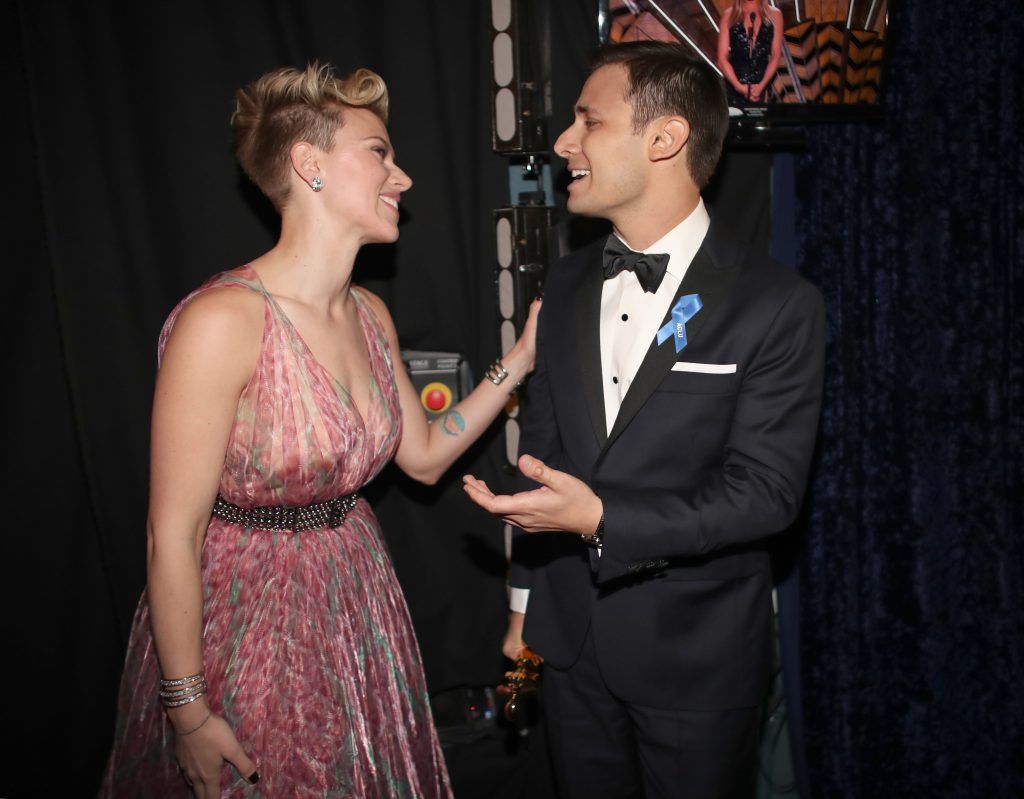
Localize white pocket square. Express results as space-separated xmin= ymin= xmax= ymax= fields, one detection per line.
xmin=671 ymin=361 xmax=737 ymax=374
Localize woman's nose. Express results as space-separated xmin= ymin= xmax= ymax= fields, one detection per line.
xmin=393 ymin=166 xmax=412 ymax=191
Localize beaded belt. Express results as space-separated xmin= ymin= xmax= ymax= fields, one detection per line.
xmin=211 ymin=493 xmax=360 ymax=532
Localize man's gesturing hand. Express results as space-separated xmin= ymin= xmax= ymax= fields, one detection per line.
xmin=462 ymin=454 xmax=603 ymax=535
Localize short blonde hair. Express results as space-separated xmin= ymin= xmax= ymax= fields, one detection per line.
xmin=727 ymin=0 xmax=774 ymax=26
xmin=232 ymin=62 xmax=389 ymax=209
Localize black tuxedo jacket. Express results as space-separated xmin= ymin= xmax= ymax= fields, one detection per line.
xmin=509 ymin=217 xmax=825 ymax=711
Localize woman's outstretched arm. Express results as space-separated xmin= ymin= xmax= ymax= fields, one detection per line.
xmin=360 ymin=289 xmax=541 ymax=485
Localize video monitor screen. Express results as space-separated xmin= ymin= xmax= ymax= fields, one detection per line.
xmin=603 ymin=1 xmax=889 ymax=121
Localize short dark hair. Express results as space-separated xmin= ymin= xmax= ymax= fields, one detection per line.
xmin=590 ymin=42 xmax=728 ymax=189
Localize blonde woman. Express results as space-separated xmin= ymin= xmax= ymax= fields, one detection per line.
xmin=718 ymin=0 xmax=784 ymax=103
xmin=101 ymin=63 xmax=538 ymax=798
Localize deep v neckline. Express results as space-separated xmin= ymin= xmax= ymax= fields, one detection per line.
xmin=242 ymin=264 xmax=380 ymax=427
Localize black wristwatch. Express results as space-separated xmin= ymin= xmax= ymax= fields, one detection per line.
xmin=581 ymin=514 xmax=604 ymax=549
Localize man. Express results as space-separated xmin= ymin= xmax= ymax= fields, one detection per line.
xmin=464 ymin=42 xmax=824 ymax=798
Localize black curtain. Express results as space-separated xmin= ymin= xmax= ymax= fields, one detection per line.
xmin=793 ymin=1 xmax=1024 ymax=796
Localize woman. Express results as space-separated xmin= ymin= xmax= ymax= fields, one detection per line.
xmin=718 ymin=0 xmax=784 ymax=104
xmin=100 ymin=63 xmax=538 ymax=798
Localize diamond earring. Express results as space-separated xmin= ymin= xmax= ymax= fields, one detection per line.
xmin=310 ymin=176 xmax=324 ymax=192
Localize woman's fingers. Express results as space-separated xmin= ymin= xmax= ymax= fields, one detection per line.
xmin=201 ymin=774 xmax=219 ymax=798
xmin=224 ymin=743 xmax=259 ymax=785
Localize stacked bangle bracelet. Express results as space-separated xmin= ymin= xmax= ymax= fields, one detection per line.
xmin=159 ymin=671 xmax=206 ymax=709
xmin=484 ymin=358 xmax=510 ymax=386
xmin=485 ymin=358 xmax=523 ymax=393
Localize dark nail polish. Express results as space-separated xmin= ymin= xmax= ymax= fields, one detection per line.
xmin=248 ymin=771 xmax=260 ymax=784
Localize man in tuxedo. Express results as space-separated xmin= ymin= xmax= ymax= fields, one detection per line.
xmin=464 ymin=42 xmax=824 ymax=798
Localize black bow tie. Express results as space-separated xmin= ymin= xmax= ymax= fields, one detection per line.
xmin=602 ymin=235 xmax=670 ymax=294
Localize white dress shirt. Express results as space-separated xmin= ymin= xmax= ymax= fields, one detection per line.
xmin=600 ymin=199 xmax=711 ymax=435
xmin=509 ymin=200 xmax=712 ymax=613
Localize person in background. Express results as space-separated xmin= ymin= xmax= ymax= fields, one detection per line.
xmin=718 ymin=0 xmax=784 ymax=104
xmin=100 ymin=62 xmax=538 ymax=798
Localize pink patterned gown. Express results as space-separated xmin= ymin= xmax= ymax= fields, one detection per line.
xmin=101 ymin=266 xmax=451 ymax=798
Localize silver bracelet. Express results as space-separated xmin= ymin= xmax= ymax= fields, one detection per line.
xmin=163 ymin=690 xmax=207 ymax=709
xmin=484 ymin=358 xmax=509 ymax=386
xmin=159 ymin=679 xmax=207 ymax=701
xmin=485 ymin=358 xmax=525 ymax=394
xmin=159 ymin=671 xmax=205 ymax=688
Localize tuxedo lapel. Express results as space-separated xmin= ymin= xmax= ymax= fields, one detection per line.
xmin=573 ymin=246 xmax=608 ymax=448
xmin=602 ymin=225 xmax=741 ymax=453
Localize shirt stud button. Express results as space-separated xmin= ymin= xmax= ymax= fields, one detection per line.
xmin=621 ymin=313 xmax=629 ymax=321
xmin=612 ymin=376 xmax=619 ymax=384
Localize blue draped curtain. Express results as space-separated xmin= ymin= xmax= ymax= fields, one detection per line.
xmin=793 ymin=1 xmax=1023 ymax=796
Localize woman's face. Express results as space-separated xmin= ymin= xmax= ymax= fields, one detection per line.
xmin=316 ymin=107 xmax=412 ymax=245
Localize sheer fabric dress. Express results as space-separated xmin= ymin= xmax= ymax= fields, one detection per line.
xmin=101 ymin=266 xmax=451 ymax=798
xmin=728 ymin=15 xmax=774 ymax=102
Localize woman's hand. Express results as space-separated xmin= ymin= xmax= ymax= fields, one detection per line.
xmin=175 ymin=713 xmax=258 ymax=798
xmin=381 ymin=289 xmax=541 ymax=484
xmin=508 ymin=297 xmax=542 ymax=372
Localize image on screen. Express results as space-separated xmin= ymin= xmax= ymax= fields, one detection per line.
xmin=604 ymin=1 xmax=888 ymax=116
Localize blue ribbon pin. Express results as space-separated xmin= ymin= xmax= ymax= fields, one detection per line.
xmin=656 ymin=294 xmax=703 ymax=353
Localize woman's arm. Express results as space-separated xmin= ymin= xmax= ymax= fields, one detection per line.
xmin=360 ymin=289 xmax=540 ymax=485
xmin=147 ymin=287 xmax=262 ymax=795
xmin=754 ymin=8 xmax=785 ymax=100
xmin=717 ymin=11 xmax=746 ymax=94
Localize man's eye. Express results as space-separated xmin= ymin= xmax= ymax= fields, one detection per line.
xmin=373 ymin=147 xmax=387 ymax=157
xmin=584 ymin=120 xmax=598 ymax=128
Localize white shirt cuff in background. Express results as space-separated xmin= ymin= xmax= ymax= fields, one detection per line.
xmin=508 ymin=587 xmax=530 ymax=614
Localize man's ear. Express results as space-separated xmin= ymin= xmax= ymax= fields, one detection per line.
xmin=289 ymin=141 xmax=321 ymax=186
xmin=648 ymin=117 xmax=689 ymax=162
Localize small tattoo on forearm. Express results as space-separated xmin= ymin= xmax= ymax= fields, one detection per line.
xmin=438 ymin=410 xmax=466 ymax=437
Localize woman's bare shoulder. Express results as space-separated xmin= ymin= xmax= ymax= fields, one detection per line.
xmin=175 ymin=284 xmax=263 ymax=336
xmin=162 ymin=283 xmax=266 ymax=378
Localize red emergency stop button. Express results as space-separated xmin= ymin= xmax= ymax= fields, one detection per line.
xmin=420 ymin=382 xmax=452 ymax=413
xmin=425 ymin=389 xmax=446 ymax=410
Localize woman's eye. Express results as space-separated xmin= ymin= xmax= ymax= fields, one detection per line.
xmin=373 ymin=147 xmax=387 ymax=157
xmin=584 ymin=120 xmax=598 ymax=129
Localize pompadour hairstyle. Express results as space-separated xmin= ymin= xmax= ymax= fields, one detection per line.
xmin=232 ymin=62 xmax=388 ymax=209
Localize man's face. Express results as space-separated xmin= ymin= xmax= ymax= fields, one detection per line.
xmin=553 ymin=64 xmax=649 ymax=224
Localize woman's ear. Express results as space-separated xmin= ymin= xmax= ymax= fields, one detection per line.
xmin=649 ymin=117 xmax=689 ymax=162
xmin=289 ymin=141 xmax=321 ymax=187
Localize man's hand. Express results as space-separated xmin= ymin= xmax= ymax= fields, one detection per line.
xmin=462 ymin=454 xmax=603 ymax=535
xmin=503 ymin=611 xmax=526 ymax=660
